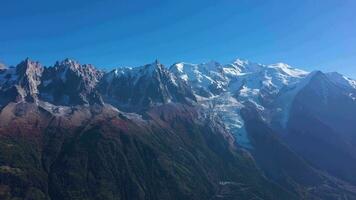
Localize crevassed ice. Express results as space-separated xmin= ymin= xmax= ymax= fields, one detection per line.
xmin=170 ymin=59 xmax=311 ymax=148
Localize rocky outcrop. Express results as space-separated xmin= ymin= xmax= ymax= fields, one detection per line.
xmin=39 ymin=58 xmax=104 ymax=106
xmin=99 ymin=60 xmax=196 ymax=112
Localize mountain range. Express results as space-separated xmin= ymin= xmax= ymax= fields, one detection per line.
xmin=1 ymin=58 xmax=356 ymax=200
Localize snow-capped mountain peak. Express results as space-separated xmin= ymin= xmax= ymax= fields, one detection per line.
xmin=168 ymin=59 xmax=313 ymax=148
xmin=268 ymin=62 xmax=309 ymax=78
xmin=111 ymin=60 xmax=165 ymax=79
xmin=269 ymin=62 xmax=291 ymax=68
xmin=231 ymin=58 xmax=250 ymax=66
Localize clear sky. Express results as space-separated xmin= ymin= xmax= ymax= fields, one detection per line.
xmin=0 ymin=0 xmax=356 ymax=77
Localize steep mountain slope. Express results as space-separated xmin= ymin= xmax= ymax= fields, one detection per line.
xmin=0 ymin=101 xmax=295 ymax=200
xmin=326 ymin=71 xmax=356 ymax=90
xmin=170 ymin=59 xmax=356 ymax=198
xmin=0 ymin=59 xmax=44 ymax=107
xmin=241 ymin=103 xmax=356 ymax=200
xmin=284 ymin=71 xmax=356 ymax=184
xmin=1 ymin=58 xmax=356 ymax=199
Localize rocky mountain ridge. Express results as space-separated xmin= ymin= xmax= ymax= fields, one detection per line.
xmin=1 ymin=57 xmax=356 ymax=200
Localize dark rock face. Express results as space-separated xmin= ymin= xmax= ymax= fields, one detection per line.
xmin=15 ymin=59 xmax=44 ymax=102
xmin=98 ymin=61 xmax=196 ymax=112
xmin=241 ymin=104 xmax=356 ymax=200
xmin=0 ymin=59 xmax=44 ymax=106
xmin=285 ymin=72 xmax=356 ymax=184
xmin=0 ymin=58 xmax=104 ymax=107
xmin=39 ymin=59 xmax=104 ymax=106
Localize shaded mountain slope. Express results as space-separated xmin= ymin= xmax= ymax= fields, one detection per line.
xmin=285 ymin=71 xmax=356 ymax=185
xmin=0 ymin=102 xmax=293 ymax=200
xmin=241 ymin=103 xmax=356 ymax=200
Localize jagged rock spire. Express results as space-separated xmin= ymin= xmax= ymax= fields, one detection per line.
xmin=15 ymin=58 xmax=43 ymax=102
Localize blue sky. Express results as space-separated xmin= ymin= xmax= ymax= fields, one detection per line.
xmin=0 ymin=0 xmax=355 ymax=77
